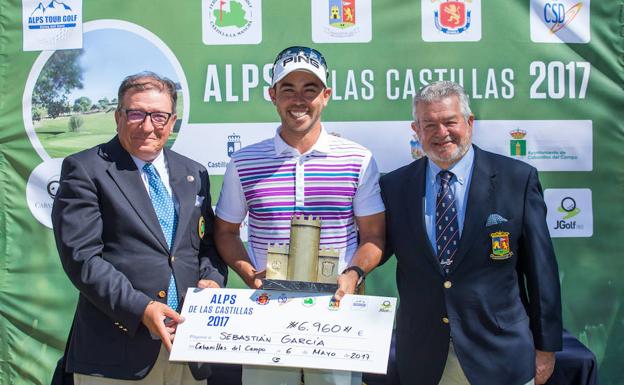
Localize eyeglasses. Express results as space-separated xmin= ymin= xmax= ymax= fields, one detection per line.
xmin=122 ymin=109 xmax=172 ymax=126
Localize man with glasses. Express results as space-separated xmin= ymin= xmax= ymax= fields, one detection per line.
xmin=52 ymin=72 xmax=227 ymax=384
xmin=380 ymin=81 xmax=562 ymax=385
xmin=214 ymin=46 xmax=385 ymax=385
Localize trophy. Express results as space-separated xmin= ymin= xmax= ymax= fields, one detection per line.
xmin=262 ymin=215 xmax=340 ymax=293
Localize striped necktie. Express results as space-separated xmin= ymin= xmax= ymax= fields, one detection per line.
xmin=436 ymin=170 xmax=459 ymax=274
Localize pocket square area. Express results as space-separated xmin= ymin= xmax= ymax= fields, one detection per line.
xmin=486 ymin=213 xmax=508 ymax=227
xmin=195 ymin=195 xmax=205 ymax=207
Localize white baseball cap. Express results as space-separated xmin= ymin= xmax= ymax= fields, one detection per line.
xmin=271 ymin=46 xmax=328 ymax=87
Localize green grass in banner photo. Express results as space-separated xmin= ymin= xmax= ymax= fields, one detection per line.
xmin=33 ymin=95 xmax=184 ymax=158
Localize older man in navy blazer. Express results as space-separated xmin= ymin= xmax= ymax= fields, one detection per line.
xmin=380 ymin=81 xmax=562 ymax=385
xmin=52 ymin=72 xmax=226 ymax=384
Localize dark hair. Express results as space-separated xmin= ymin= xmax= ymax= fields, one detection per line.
xmin=116 ymin=71 xmax=177 ymax=113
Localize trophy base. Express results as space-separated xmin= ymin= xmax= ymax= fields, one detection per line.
xmin=261 ymin=279 xmax=338 ymax=293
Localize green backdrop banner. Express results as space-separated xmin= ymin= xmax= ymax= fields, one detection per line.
xmin=1 ymin=1 xmax=623 ymax=384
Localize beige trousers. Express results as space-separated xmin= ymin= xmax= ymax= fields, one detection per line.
xmin=439 ymin=342 xmax=535 ymax=385
xmin=74 ymin=345 xmax=203 ymax=385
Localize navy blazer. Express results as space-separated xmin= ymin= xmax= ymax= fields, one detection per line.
xmin=52 ymin=136 xmax=227 ymax=380
xmin=380 ymin=145 xmax=562 ymax=385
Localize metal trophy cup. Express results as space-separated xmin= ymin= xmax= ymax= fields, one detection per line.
xmin=262 ymin=215 xmax=340 ymax=293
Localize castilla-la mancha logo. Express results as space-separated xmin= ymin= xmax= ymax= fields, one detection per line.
xmin=202 ymin=0 xmax=262 ymax=45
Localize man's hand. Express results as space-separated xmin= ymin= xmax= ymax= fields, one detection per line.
xmin=334 ymin=269 xmax=359 ymax=301
xmin=141 ymin=301 xmax=184 ymax=351
xmin=197 ymin=279 xmax=220 ymax=289
xmin=535 ymin=349 xmax=556 ymax=384
xmin=250 ymin=269 xmax=265 ymax=289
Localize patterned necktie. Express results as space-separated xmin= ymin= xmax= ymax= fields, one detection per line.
xmin=143 ymin=163 xmax=179 ymax=311
xmin=436 ymin=170 xmax=459 ymax=273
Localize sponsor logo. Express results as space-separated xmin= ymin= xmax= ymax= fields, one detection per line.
xmin=46 ymin=175 xmax=60 ymax=198
xmin=544 ymin=189 xmax=593 ymax=237
xmin=530 ymin=0 xmax=590 ymax=43
xmin=329 ymin=0 xmax=356 ymax=29
xmin=509 ymin=128 xmax=527 ymax=157
xmin=472 ymin=120 xmax=592 ymax=172
xmin=379 ymin=300 xmax=392 ymax=312
xmin=302 ymin=297 xmax=316 ymax=307
xmin=227 ymin=133 xmax=242 ymax=157
xmin=256 ymin=293 xmax=270 ymax=305
xmin=22 ymin=0 xmax=83 ymax=51
xmin=27 ymin=0 xmax=78 ymax=30
xmin=553 ymin=196 xmax=582 ymax=230
xmin=206 ymin=130 xmax=241 ymax=167
xmin=26 ymin=158 xmax=64 ymax=228
xmin=202 ymin=0 xmax=262 ymax=45
xmin=435 ymin=1 xmax=470 ymax=34
xmin=422 ymin=0 xmax=482 ymax=42
xmin=351 ymin=299 xmax=367 ymax=310
xmin=558 ymin=196 xmax=580 ymax=219
xmin=328 ymin=297 xmax=341 ymax=310
xmin=311 ymin=0 xmax=372 ymax=43
xmin=278 ymin=294 xmax=288 ymax=304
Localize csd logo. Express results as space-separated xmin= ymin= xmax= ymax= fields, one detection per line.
xmin=543 ymin=2 xmax=566 ymax=23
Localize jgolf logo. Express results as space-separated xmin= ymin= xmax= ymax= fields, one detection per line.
xmin=544 ymin=189 xmax=593 ymax=237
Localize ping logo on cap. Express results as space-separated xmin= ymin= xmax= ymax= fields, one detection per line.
xmin=271 ymin=46 xmax=328 ymax=87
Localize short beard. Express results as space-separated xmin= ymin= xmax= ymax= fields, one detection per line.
xmin=426 ymin=136 xmax=471 ymax=168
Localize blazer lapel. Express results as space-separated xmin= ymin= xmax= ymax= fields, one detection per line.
xmin=166 ymin=150 xmax=196 ymax=254
xmin=449 ymin=146 xmax=496 ymax=273
xmin=103 ymin=137 xmax=170 ymax=253
xmin=405 ymin=159 xmax=443 ymax=275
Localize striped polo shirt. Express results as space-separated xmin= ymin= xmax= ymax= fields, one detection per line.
xmin=216 ymin=127 xmax=385 ymax=271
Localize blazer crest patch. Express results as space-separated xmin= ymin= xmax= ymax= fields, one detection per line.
xmin=490 ymin=231 xmax=513 ymax=260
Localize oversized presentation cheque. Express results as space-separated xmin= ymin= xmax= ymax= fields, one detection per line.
xmin=170 ymin=288 xmax=397 ymax=374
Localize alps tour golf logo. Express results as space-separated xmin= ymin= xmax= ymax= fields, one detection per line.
xmin=22 ymin=0 xmax=83 ymax=50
